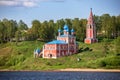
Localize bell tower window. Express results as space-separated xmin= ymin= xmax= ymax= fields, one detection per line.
xmin=90 ymin=25 xmax=92 ymax=29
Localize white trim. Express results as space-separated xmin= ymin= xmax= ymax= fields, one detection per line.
xmin=42 ymin=45 xmax=44 ymax=58
xmin=43 ymin=57 xmax=57 ymax=59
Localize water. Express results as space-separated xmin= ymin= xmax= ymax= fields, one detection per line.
xmin=0 ymin=71 xmax=120 ymax=80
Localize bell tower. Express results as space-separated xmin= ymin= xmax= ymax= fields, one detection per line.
xmin=84 ymin=8 xmax=98 ymax=44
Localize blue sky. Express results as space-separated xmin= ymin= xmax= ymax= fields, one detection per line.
xmin=0 ymin=0 xmax=120 ymax=27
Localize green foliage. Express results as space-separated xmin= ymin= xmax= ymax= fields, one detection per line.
xmin=18 ymin=20 xmax=28 ymax=30
xmin=6 ymin=55 xmax=26 ymax=66
xmin=0 ymin=13 xmax=120 ymax=43
xmin=98 ymin=56 xmax=120 ymax=68
xmin=114 ymin=37 xmax=120 ymax=54
xmin=0 ymin=13 xmax=120 ymax=70
xmin=99 ymin=60 xmax=106 ymax=67
xmin=0 ymin=40 xmax=120 ymax=70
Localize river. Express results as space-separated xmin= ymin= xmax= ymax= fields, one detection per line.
xmin=0 ymin=71 xmax=120 ymax=80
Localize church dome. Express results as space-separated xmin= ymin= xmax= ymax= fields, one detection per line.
xmin=71 ymin=29 xmax=74 ymax=32
xmin=63 ymin=24 xmax=69 ymax=30
xmin=36 ymin=48 xmax=40 ymax=54
xmin=58 ymin=29 xmax=61 ymax=32
xmin=66 ymin=29 xmax=69 ymax=32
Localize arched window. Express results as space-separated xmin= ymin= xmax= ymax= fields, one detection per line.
xmin=90 ymin=25 xmax=92 ymax=29
xmin=48 ymin=54 xmax=52 ymax=58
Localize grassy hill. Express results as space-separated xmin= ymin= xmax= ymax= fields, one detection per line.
xmin=0 ymin=39 xmax=120 ymax=70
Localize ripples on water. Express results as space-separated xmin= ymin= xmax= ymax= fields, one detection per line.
xmin=0 ymin=71 xmax=120 ymax=80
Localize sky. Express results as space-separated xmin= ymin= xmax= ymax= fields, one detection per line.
xmin=0 ymin=0 xmax=120 ymax=27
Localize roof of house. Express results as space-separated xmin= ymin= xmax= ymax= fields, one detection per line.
xmin=47 ymin=40 xmax=67 ymax=44
xmin=59 ymin=34 xmax=74 ymax=37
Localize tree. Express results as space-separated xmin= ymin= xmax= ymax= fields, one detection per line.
xmin=55 ymin=19 xmax=65 ymax=35
xmin=48 ymin=20 xmax=55 ymax=39
xmin=94 ymin=15 xmax=102 ymax=36
xmin=18 ymin=20 xmax=28 ymax=30
xmin=114 ymin=37 xmax=120 ymax=55
xmin=72 ymin=18 xmax=80 ymax=40
xmin=102 ymin=38 xmax=109 ymax=55
xmin=116 ymin=15 xmax=120 ymax=37
xmin=100 ymin=14 xmax=112 ymax=39
xmin=65 ymin=18 xmax=72 ymax=29
xmin=72 ymin=18 xmax=87 ymax=41
xmin=31 ymin=20 xmax=41 ymax=39
xmin=15 ymin=30 xmax=21 ymax=44
xmin=0 ymin=21 xmax=4 ymax=43
xmin=40 ymin=21 xmax=49 ymax=41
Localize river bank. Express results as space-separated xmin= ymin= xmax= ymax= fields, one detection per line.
xmin=58 ymin=68 xmax=120 ymax=72
xmin=0 ymin=68 xmax=120 ymax=72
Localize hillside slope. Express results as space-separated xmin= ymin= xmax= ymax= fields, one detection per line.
xmin=0 ymin=39 xmax=120 ymax=70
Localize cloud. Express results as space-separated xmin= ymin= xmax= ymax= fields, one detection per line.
xmin=43 ymin=0 xmax=66 ymax=3
xmin=0 ymin=1 xmax=19 ymax=6
xmin=0 ymin=0 xmax=66 ymax=7
xmin=0 ymin=0 xmax=38 ymax=7
xmin=23 ymin=1 xmax=37 ymax=7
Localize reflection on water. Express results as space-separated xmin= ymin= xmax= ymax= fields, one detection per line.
xmin=0 ymin=71 xmax=120 ymax=80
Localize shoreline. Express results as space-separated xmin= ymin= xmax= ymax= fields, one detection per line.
xmin=58 ymin=68 xmax=120 ymax=72
xmin=0 ymin=68 xmax=120 ymax=72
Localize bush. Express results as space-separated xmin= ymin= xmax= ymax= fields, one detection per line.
xmin=46 ymin=62 xmax=52 ymax=66
xmin=6 ymin=55 xmax=26 ymax=66
xmin=0 ymin=57 xmax=7 ymax=66
xmin=98 ymin=56 xmax=120 ymax=68
xmin=99 ymin=60 xmax=106 ymax=67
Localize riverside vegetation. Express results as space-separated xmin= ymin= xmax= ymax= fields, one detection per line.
xmin=0 ymin=14 xmax=120 ymax=70
xmin=0 ymin=37 xmax=120 ymax=70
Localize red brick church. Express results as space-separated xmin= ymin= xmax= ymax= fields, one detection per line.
xmin=42 ymin=25 xmax=78 ymax=58
xmin=84 ymin=8 xmax=98 ymax=44
xmin=41 ymin=8 xmax=97 ymax=58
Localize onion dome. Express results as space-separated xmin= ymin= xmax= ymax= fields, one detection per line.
xmin=71 ymin=28 xmax=74 ymax=32
xmin=58 ymin=29 xmax=61 ymax=32
xmin=66 ymin=29 xmax=69 ymax=32
xmin=63 ymin=24 xmax=69 ymax=30
xmin=36 ymin=48 xmax=40 ymax=54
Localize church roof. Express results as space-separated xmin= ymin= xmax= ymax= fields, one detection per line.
xmin=71 ymin=29 xmax=74 ymax=32
xmin=47 ymin=40 xmax=67 ymax=44
xmin=87 ymin=8 xmax=94 ymax=24
xmin=58 ymin=29 xmax=61 ymax=32
xmin=60 ymin=34 xmax=73 ymax=37
xmin=64 ymin=24 xmax=69 ymax=30
xmin=34 ymin=48 xmax=41 ymax=54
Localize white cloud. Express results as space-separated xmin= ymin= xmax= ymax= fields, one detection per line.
xmin=0 ymin=1 xmax=19 ymax=6
xmin=0 ymin=0 xmax=38 ymax=7
xmin=0 ymin=0 xmax=66 ymax=7
xmin=23 ymin=1 xmax=37 ymax=7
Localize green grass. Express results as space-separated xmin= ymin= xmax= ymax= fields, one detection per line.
xmin=0 ymin=40 xmax=120 ymax=70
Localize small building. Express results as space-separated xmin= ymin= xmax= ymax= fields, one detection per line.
xmin=42 ymin=24 xmax=78 ymax=59
xmin=34 ymin=48 xmax=41 ymax=58
xmin=84 ymin=8 xmax=98 ymax=44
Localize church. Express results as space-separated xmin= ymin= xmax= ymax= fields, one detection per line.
xmin=84 ymin=8 xmax=98 ymax=44
xmin=41 ymin=8 xmax=97 ymax=58
xmin=42 ymin=25 xmax=78 ymax=58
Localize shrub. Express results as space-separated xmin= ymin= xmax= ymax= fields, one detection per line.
xmin=99 ymin=60 xmax=106 ymax=67
xmin=46 ymin=62 xmax=52 ymax=66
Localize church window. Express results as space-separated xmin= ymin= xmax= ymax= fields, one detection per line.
xmin=90 ymin=25 xmax=92 ymax=29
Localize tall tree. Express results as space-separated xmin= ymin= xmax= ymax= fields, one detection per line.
xmin=65 ymin=18 xmax=72 ymax=29
xmin=116 ymin=15 xmax=120 ymax=37
xmin=18 ymin=20 xmax=28 ymax=30
xmin=31 ymin=20 xmax=41 ymax=39
xmin=0 ymin=21 xmax=4 ymax=43
xmin=100 ymin=14 xmax=112 ymax=39
xmin=48 ymin=20 xmax=55 ymax=39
